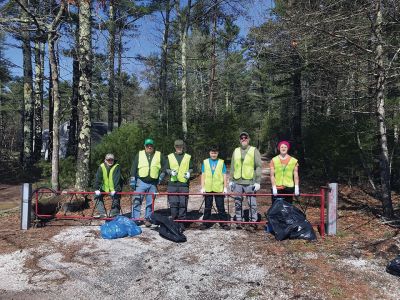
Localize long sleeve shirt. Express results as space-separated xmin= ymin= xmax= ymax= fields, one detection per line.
xmin=230 ymin=145 xmax=262 ymax=185
xmin=130 ymin=151 xmax=166 ymax=184
xmin=94 ymin=163 xmax=122 ymax=192
xmin=166 ymin=152 xmax=194 ymax=187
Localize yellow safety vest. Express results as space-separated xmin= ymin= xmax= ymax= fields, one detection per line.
xmin=100 ymin=163 xmax=119 ymax=192
xmin=233 ymin=146 xmax=255 ymax=180
xmin=168 ymin=153 xmax=191 ymax=183
xmin=138 ymin=150 xmax=161 ymax=179
xmin=272 ymin=156 xmax=298 ymax=187
xmin=204 ymin=159 xmax=224 ymax=192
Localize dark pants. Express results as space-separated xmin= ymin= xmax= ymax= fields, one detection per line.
xmin=167 ymin=185 xmax=189 ymax=220
xmin=203 ymin=194 xmax=229 ymax=226
xmin=271 ymin=187 xmax=294 ymax=205
xmin=94 ymin=193 xmax=121 ymax=215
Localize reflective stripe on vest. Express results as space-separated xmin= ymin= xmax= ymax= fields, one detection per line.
xmin=100 ymin=163 xmax=119 ymax=192
xmin=138 ymin=150 xmax=161 ymax=179
xmin=272 ymin=156 xmax=298 ymax=187
xmin=204 ymin=159 xmax=224 ymax=192
xmin=233 ymin=146 xmax=255 ymax=180
xmin=168 ymin=153 xmax=191 ymax=183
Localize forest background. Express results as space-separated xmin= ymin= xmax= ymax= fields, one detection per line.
xmin=0 ymin=0 xmax=399 ymax=219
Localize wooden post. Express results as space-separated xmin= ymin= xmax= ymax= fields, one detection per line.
xmin=327 ymin=183 xmax=338 ymax=235
xmin=21 ymin=183 xmax=32 ymax=230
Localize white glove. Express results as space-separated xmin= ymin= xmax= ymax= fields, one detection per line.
xmin=200 ymin=188 xmax=205 ymax=194
xmin=253 ymin=183 xmax=260 ymax=192
xmin=229 ymin=181 xmax=235 ymax=191
xmin=110 ymin=191 xmax=116 ymax=196
xmin=170 ymin=169 xmax=177 ymax=177
xmin=94 ymin=190 xmax=101 ymax=196
xmin=272 ymin=186 xmax=277 ymax=196
xmin=223 ymin=187 xmax=227 ymax=194
xmin=184 ymin=171 xmax=190 ymax=179
xmin=294 ymin=185 xmax=300 ymax=196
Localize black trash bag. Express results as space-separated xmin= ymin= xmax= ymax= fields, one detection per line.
xmin=266 ymin=199 xmax=317 ymax=241
xmin=150 ymin=213 xmax=187 ymax=243
xmin=386 ymin=255 xmax=400 ymax=277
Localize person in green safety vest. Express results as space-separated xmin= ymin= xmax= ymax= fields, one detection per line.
xmin=93 ymin=153 xmax=123 ymax=218
xmin=166 ymin=139 xmax=193 ymax=227
xmin=229 ymin=131 xmax=262 ymax=232
xmin=130 ymin=139 xmax=166 ymax=227
xmin=199 ymin=145 xmax=230 ymax=230
xmin=270 ymin=140 xmax=299 ymax=204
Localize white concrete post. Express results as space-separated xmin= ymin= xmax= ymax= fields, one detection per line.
xmin=327 ymin=183 xmax=338 ymax=235
xmin=21 ymin=183 xmax=32 ymax=230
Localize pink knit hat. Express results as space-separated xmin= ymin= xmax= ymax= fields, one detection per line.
xmin=278 ymin=140 xmax=290 ymax=150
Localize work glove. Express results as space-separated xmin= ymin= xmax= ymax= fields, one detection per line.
xmin=110 ymin=191 xmax=116 ymax=196
xmin=94 ymin=190 xmax=101 ymax=196
xmin=130 ymin=177 xmax=136 ymax=190
xmin=158 ymin=173 xmax=165 ymax=185
xmin=229 ymin=181 xmax=235 ymax=192
xmin=200 ymin=188 xmax=205 ymax=194
xmin=184 ymin=171 xmax=190 ymax=179
xmin=294 ymin=185 xmax=300 ymax=196
xmin=170 ymin=169 xmax=177 ymax=177
xmin=253 ymin=183 xmax=260 ymax=192
xmin=272 ymin=186 xmax=278 ymax=196
xmin=223 ymin=187 xmax=228 ymax=194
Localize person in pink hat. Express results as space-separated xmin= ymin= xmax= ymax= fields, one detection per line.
xmin=269 ymin=141 xmax=299 ymax=204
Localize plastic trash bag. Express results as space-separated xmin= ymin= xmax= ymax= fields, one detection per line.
xmin=386 ymin=255 xmax=400 ymax=277
xmin=150 ymin=213 xmax=187 ymax=243
xmin=100 ymin=216 xmax=142 ymax=239
xmin=266 ymin=199 xmax=316 ymax=241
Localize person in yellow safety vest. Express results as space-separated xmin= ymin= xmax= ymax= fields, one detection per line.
xmin=199 ymin=145 xmax=230 ymax=230
xmin=130 ymin=138 xmax=166 ymax=227
xmin=270 ymin=140 xmax=299 ymax=204
xmin=166 ymin=139 xmax=193 ymax=227
xmin=229 ymin=131 xmax=262 ymax=232
xmin=94 ymin=153 xmax=123 ymax=218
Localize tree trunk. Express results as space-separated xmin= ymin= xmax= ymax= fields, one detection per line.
xmin=374 ymin=0 xmax=393 ymax=218
xmin=160 ymin=0 xmax=171 ymax=133
xmin=107 ymin=0 xmax=116 ymax=133
xmin=117 ymin=30 xmax=122 ymax=127
xmin=33 ymin=39 xmax=44 ymax=162
xmin=67 ymin=26 xmax=80 ymax=158
xmin=21 ymin=0 xmax=34 ymax=170
xmin=208 ymin=2 xmax=217 ymax=116
xmin=75 ymin=0 xmax=92 ymax=190
xmin=48 ymin=60 xmax=53 ymax=161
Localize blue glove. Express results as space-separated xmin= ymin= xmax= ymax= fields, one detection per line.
xmin=130 ymin=177 xmax=136 ymax=190
xmin=158 ymin=173 xmax=165 ymax=185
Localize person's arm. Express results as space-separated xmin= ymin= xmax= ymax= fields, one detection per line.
xmin=188 ymin=156 xmax=194 ymax=174
xmin=254 ymin=148 xmax=262 ymax=184
xmin=294 ymin=163 xmax=300 ymax=195
xmin=94 ymin=166 xmax=103 ymax=190
xmin=269 ymin=160 xmax=276 ymax=187
xmin=113 ymin=165 xmax=122 ymax=192
xmin=158 ymin=154 xmax=166 ymax=182
xmin=130 ymin=153 xmax=139 ymax=179
xmin=165 ymin=154 xmax=173 ymax=175
xmin=230 ymin=151 xmax=235 ymax=182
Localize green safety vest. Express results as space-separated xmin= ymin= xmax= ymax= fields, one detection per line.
xmin=204 ymin=159 xmax=224 ymax=192
xmin=100 ymin=163 xmax=119 ymax=192
xmin=272 ymin=155 xmax=298 ymax=187
xmin=138 ymin=150 xmax=161 ymax=179
xmin=233 ymin=146 xmax=255 ymax=180
xmin=168 ymin=153 xmax=191 ymax=183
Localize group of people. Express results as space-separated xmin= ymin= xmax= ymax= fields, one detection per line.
xmin=93 ymin=131 xmax=300 ymax=232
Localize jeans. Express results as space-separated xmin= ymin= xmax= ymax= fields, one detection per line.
xmin=132 ymin=179 xmax=157 ymax=220
xmin=233 ymin=183 xmax=258 ymax=222
xmin=167 ymin=185 xmax=189 ymax=220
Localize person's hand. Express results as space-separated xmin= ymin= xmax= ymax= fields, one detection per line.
xmin=130 ymin=177 xmax=136 ymax=190
xmin=223 ymin=187 xmax=228 ymax=194
xmin=94 ymin=190 xmax=101 ymax=196
xmin=253 ymin=183 xmax=260 ymax=192
xmin=229 ymin=181 xmax=235 ymax=192
xmin=294 ymin=185 xmax=300 ymax=196
xmin=110 ymin=191 xmax=116 ymax=196
xmin=272 ymin=186 xmax=278 ymax=196
xmin=184 ymin=171 xmax=190 ymax=179
xmin=200 ymin=188 xmax=205 ymax=194
xmin=170 ymin=169 xmax=177 ymax=177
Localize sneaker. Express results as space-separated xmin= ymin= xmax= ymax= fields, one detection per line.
xmin=109 ymin=211 xmax=120 ymax=218
xmin=144 ymin=220 xmax=152 ymax=227
xmin=93 ymin=214 xmax=107 ymax=219
xmin=199 ymin=224 xmax=209 ymax=230
xmin=220 ymin=224 xmax=231 ymax=230
xmin=245 ymin=225 xmax=257 ymax=232
xmin=235 ymin=224 xmax=243 ymax=230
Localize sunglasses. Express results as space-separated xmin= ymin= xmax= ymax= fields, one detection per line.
xmin=145 ymin=144 xmax=154 ymax=147
xmin=240 ymin=136 xmax=248 ymax=140
xmin=106 ymin=158 xmax=114 ymax=161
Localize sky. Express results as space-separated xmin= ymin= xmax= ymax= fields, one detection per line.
xmin=3 ymin=0 xmax=273 ymax=87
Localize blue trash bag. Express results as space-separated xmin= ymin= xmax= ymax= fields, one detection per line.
xmin=114 ymin=215 xmax=142 ymax=237
xmin=100 ymin=216 xmax=142 ymax=239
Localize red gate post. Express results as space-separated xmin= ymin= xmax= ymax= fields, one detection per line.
xmin=327 ymin=183 xmax=338 ymax=235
